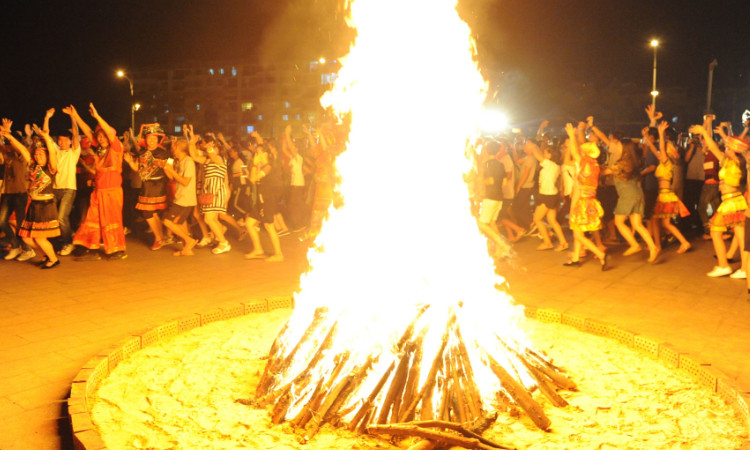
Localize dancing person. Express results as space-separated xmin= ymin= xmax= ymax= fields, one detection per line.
xmin=123 ymin=123 xmax=169 ymax=250
xmin=244 ymin=140 xmax=284 ymax=262
xmin=185 ymin=126 xmax=232 ymax=255
xmin=475 ymin=140 xmax=509 ymax=258
xmin=606 ymin=140 xmax=659 ymax=262
xmin=0 ymin=124 xmax=32 ymax=261
xmin=0 ymin=120 xmax=60 ymax=268
xmin=70 ymin=103 xmax=127 ymax=260
xmin=44 ymin=107 xmax=80 ymax=256
xmin=644 ymin=122 xmax=692 ymax=255
xmin=691 ymin=123 xmax=747 ymax=277
xmin=526 ymin=140 xmax=567 ymax=251
xmin=162 ymin=139 xmax=198 ymax=256
xmin=563 ymin=123 xmax=607 ymax=269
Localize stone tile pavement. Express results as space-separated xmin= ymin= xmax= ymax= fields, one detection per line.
xmin=1 ymin=231 xmax=748 ymax=449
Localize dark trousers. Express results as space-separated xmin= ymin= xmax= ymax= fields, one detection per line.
xmin=0 ymin=192 xmax=28 ymax=249
xmin=513 ymin=187 xmax=534 ymax=229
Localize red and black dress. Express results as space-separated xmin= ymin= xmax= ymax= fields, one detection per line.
xmin=135 ymin=148 xmax=169 ymax=214
xmin=19 ymin=163 xmax=60 ymax=238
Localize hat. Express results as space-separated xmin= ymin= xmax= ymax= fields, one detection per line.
xmin=138 ymin=123 xmax=166 ymax=148
xmin=580 ymin=142 xmax=600 ymax=159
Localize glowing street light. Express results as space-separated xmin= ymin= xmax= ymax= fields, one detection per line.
xmin=319 ymin=57 xmax=327 ymax=64
xmin=650 ymin=39 xmax=659 ymax=109
xmin=117 ymin=69 xmax=135 ymax=131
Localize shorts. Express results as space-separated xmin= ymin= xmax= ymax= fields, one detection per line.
xmin=536 ymin=194 xmax=560 ymax=210
xmin=479 ymin=199 xmax=502 ymax=224
xmin=164 ymin=204 xmax=193 ymax=225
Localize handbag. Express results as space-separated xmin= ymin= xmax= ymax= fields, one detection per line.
xmin=198 ymin=192 xmax=214 ymax=206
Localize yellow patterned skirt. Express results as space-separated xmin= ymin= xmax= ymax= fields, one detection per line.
xmin=710 ymin=191 xmax=747 ymax=232
xmin=569 ymin=197 xmax=603 ymax=232
xmin=653 ymin=189 xmax=689 ymax=219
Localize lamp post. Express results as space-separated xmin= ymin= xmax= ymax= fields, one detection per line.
xmin=117 ymin=70 xmax=135 ymax=131
xmin=650 ymin=40 xmax=659 ymax=109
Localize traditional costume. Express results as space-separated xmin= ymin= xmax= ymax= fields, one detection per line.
xmin=73 ymin=129 xmax=126 ymax=254
xmin=653 ymin=158 xmax=690 ymax=219
xmin=569 ymin=143 xmax=603 ymax=232
xmin=135 ymin=123 xmax=169 ymax=213
xmin=19 ymin=145 xmax=60 ymax=239
xmin=710 ymin=136 xmax=748 ymax=232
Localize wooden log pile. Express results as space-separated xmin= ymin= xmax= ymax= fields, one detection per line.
xmin=248 ymin=305 xmax=577 ymax=449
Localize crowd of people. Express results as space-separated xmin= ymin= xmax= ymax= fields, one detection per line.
xmin=471 ymin=106 xmax=750 ymax=292
xmin=0 ymin=103 xmax=344 ymax=268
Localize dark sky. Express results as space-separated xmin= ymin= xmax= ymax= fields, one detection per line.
xmin=1 ymin=0 xmax=749 ymax=133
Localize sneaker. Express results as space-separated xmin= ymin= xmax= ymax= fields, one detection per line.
xmin=17 ymin=249 xmax=36 ymax=262
xmin=123 ymin=227 xmax=132 ymax=236
xmin=4 ymin=247 xmax=22 ymax=260
xmin=707 ymin=266 xmax=732 ymax=278
xmin=731 ymin=269 xmax=747 ymax=279
xmin=196 ymin=237 xmax=212 ymax=248
xmin=151 ymin=240 xmax=166 ymax=251
xmin=211 ymin=241 xmax=231 ymax=255
xmin=164 ymin=235 xmax=176 ymax=245
xmin=59 ymin=244 xmax=75 ymax=256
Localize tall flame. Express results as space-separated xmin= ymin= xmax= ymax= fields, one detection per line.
xmin=265 ymin=0 xmax=539 ymax=425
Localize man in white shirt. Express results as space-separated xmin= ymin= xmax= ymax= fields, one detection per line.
xmin=163 ymin=140 xmax=197 ymax=255
xmin=44 ymin=107 xmax=81 ymax=256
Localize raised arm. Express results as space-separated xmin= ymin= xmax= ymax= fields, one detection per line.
xmin=645 ymin=105 xmax=662 ymax=128
xmin=33 ymin=124 xmax=58 ymax=173
xmin=536 ymin=120 xmax=549 ymax=141
xmin=88 ymin=103 xmax=116 ymax=143
xmin=690 ymin=124 xmax=724 ymax=163
xmin=588 ymin=116 xmax=610 ymax=146
xmin=68 ymin=105 xmax=93 ymax=143
xmin=61 ymin=106 xmax=80 ymax=149
xmin=565 ymin=123 xmax=581 ymax=163
xmin=525 ymin=140 xmax=544 ymax=163
xmin=42 ymin=108 xmax=55 ymax=134
xmin=183 ymin=125 xmax=206 ymax=164
xmin=0 ymin=119 xmax=31 ymax=163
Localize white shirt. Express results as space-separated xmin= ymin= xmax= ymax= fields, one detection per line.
xmin=538 ymin=159 xmax=561 ymax=195
xmin=54 ymin=143 xmax=82 ymax=190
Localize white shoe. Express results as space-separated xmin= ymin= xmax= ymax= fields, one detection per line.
xmin=707 ymin=266 xmax=732 ymax=278
xmin=59 ymin=244 xmax=75 ymax=256
xmin=4 ymin=247 xmax=22 ymax=260
xmin=730 ymin=269 xmax=747 ymax=279
xmin=17 ymin=249 xmax=36 ymax=262
xmin=211 ymin=241 xmax=231 ymax=255
xmin=196 ymin=237 xmax=212 ymax=248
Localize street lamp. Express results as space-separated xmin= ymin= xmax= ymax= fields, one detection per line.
xmin=117 ymin=69 xmax=135 ymax=131
xmin=650 ymin=40 xmax=659 ymax=109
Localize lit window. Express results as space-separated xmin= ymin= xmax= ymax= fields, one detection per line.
xmin=165 ymin=109 xmax=170 ymax=114
xmin=232 ymin=66 xmax=238 ymax=77
xmin=196 ymin=104 xmax=201 ymax=111
xmin=219 ymin=68 xmax=225 ymax=75
xmin=282 ymin=115 xmax=289 ymax=121
xmin=209 ymin=68 xmax=214 ymax=75
xmin=241 ymin=102 xmax=254 ymax=112
xmin=284 ymin=101 xmax=290 ymax=108
xmin=246 ymin=125 xmax=255 ymax=133
xmin=174 ymin=125 xmax=182 ymax=133
xmin=321 ymin=73 xmax=338 ymax=84
xmin=295 ymin=114 xmax=301 ymax=120
xmin=258 ymin=115 xmax=263 ymax=121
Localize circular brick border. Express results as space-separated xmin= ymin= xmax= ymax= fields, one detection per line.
xmin=67 ymin=301 xmax=750 ymax=449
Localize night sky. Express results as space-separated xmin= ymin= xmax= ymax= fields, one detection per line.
xmin=1 ymin=0 xmax=749 ymax=134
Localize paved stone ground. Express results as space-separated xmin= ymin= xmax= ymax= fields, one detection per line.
xmin=1 ymin=230 xmax=748 ymax=449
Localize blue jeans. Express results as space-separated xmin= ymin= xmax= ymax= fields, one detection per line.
xmin=54 ymin=189 xmax=77 ymax=244
xmin=0 ymin=192 xmax=29 ymax=250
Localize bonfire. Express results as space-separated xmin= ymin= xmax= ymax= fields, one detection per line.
xmin=248 ymin=0 xmax=576 ymax=448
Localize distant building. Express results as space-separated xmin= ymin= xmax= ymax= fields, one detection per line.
xmin=131 ymin=60 xmax=340 ymax=138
